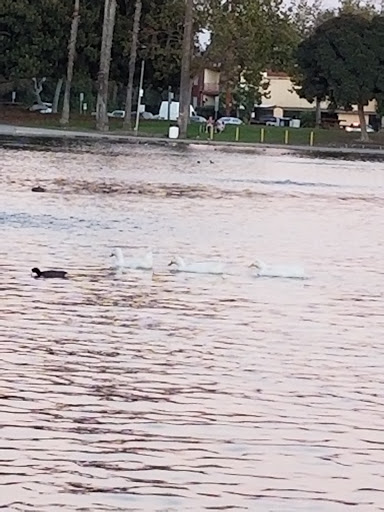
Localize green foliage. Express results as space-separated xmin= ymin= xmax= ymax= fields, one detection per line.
xmin=288 ymin=0 xmax=324 ymax=38
xmin=206 ymin=0 xmax=297 ymax=112
xmin=369 ymin=15 xmax=384 ymax=97
xmin=0 ymin=0 xmax=72 ymax=79
xmin=338 ymin=0 xmax=379 ymax=18
xmin=295 ymin=35 xmax=330 ymax=104
xmin=0 ymin=0 xmax=198 ymax=94
xmin=298 ymin=110 xmax=316 ymax=127
xmin=302 ymin=15 xmax=379 ymax=107
xmin=295 ymin=12 xmax=384 ymax=140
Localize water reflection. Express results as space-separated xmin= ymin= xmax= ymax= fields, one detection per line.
xmin=1 ymin=141 xmax=384 ymax=511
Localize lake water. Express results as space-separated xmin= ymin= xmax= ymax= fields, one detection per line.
xmin=1 ymin=138 xmax=384 ymax=511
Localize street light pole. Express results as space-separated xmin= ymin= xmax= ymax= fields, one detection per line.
xmin=134 ymin=58 xmax=145 ymax=134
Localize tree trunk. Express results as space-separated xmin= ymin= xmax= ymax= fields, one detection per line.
xmin=178 ymin=0 xmax=193 ymax=138
xmin=111 ymin=81 xmax=118 ymax=105
xmin=357 ymin=102 xmax=369 ymax=142
xmin=123 ymin=0 xmax=142 ymax=131
xmin=32 ymin=77 xmax=46 ymax=105
xmin=60 ymin=0 xmax=80 ymax=125
xmin=315 ymin=97 xmax=321 ymax=128
xmin=52 ymin=77 xmax=64 ymax=114
xmin=96 ymin=0 xmax=117 ymax=132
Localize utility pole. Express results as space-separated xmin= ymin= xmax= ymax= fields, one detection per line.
xmin=96 ymin=0 xmax=117 ymax=131
xmin=60 ymin=0 xmax=80 ymax=125
xmin=123 ymin=0 xmax=142 ymax=130
xmin=178 ymin=0 xmax=193 ymax=138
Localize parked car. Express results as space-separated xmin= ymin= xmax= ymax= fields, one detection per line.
xmin=39 ymin=106 xmax=53 ymax=114
xmin=142 ymin=111 xmax=154 ymax=120
xmin=250 ymin=115 xmax=276 ymax=125
xmin=190 ymin=115 xmax=207 ymax=123
xmin=217 ymin=116 xmax=243 ymax=125
xmin=251 ymin=115 xmax=292 ymax=127
xmin=344 ymin=123 xmax=374 ymax=133
xmin=108 ymin=110 xmax=125 ymax=118
xmin=30 ymin=102 xmax=52 ymax=114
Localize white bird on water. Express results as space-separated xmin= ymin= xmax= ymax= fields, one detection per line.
xmin=249 ymin=259 xmax=307 ymax=279
xmin=168 ymin=255 xmax=225 ymax=275
xmin=110 ymin=247 xmax=153 ymax=271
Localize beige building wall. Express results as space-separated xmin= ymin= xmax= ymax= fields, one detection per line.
xmin=259 ymin=72 xmax=377 ymax=124
xmin=203 ymin=69 xmax=219 ymax=106
xmin=203 ymin=68 xmax=220 ymax=85
xmin=259 ymin=75 xmax=329 ymax=111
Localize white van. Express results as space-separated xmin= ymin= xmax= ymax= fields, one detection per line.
xmin=158 ymin=101 xmax=196 ymax=121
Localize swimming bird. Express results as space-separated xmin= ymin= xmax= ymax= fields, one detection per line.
xmin=32 ymin=186 xmax=46 ymax=193
xmin=249 ymin=260 xmax=307 ymax=279
xmin=31 ymin=267 xmax=68 ymax=279
xmin=168 ymin=256 xmax=225 ymax=275
xmin=110 ymin=247 xmax=153 ymax=270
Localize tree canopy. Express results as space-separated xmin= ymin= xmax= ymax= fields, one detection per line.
xmin=296 ymin=13 xmax=384 ymax=139
xmin=0 ymin=0 xmax=195 ymax=96
xmin=206 ymin=0 xmax=297 ymax=114
xmin=0 ymin=0 xmax=71 ymax=80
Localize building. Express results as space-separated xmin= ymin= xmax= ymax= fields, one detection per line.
xmin=191 ymin=68 xmax=379 ymax=126
xmin=256 ymin=70 xmax=377 ymax=127
xmin=191 ymin=67 xmax=220 ymax=108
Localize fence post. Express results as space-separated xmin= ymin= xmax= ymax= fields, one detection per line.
xmin=260 ymin=128 xmax=265 ymax=143
xmin=309 ymin=131 xmax=314 ymax=146
xmin=235 ymin=126 xmax=240 ymax=141
xmin=285 ymin=130 xmax=289 ymax=144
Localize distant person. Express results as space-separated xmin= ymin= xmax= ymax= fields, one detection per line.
xmin=206 ymin=116 xmax=214 ymax=134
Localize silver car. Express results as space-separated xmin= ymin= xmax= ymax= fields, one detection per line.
xmin=217 ymin=116 xmax=243 ymax=125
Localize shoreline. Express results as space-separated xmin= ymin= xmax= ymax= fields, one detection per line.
xmin=1 ymin=123 xmax=384 ymax=158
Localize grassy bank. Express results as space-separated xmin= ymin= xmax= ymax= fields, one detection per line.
xmin=2 ymin=106 xmax=384 ymax=148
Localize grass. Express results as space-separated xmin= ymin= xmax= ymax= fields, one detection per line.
xmin=2 ymin=106 xmax=384 ymax=148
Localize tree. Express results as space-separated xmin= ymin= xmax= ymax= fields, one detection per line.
xmin=289 ymin=0 xmax=334 ymax=127
xmin=296 ymin=14 xmax=383 ymax=141
xmin=338 ymin=0 xmax=378 ymax=17
xmin=123 ymin=0 xmax=142 ymax=130
xmin=61 ymin=0 xmax=80 ymax=125
xmin=206 ymin=0 xmax=297 ymax=115
xmin=140 ymin=0 xmax=191 ymax=90
xmin=96 ymin=0 xmax=117 ymax=131
xmin=0 ymin=0 xmax=71 ymax=102
xmin=179 ymin=0 xmax=194 ymax=138
xmin=1 ymin=0 xmax=198 ymax=111
xmin=295 ymin=34 xmax=330 ymax=127
xmin=288 ymin=0 xmax=325 ymax=37
xmin=369 ymin=15 xmax=384 ymax=97
xmin=292 ymin=0 xmax=384 ymax=129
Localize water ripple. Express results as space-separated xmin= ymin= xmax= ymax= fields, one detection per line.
xmin=1 ymin=142 xmax=384 ymax=511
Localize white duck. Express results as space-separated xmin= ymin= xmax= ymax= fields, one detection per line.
xmin=168 ymin=256 xmax=225 ymax=275
xmin=110 ymin=247 xmax=153 ymax=271
xmin=249 ymin=259 xmax=307 ymax=279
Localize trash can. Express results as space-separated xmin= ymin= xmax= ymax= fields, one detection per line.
xmin=290 ymin=119 xmax=301 ymax=128
xmin=168 ymin=126 xmax=179 ymax=139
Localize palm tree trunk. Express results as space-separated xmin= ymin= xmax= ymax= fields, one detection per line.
xmin=60 ymin=0 xmax=80 ymax=125
xmin=178 ymin=0 xmax=193 ymax=138
xmin=96 ymin=0 xmax=117 ymax=131
xmin=357 ymin=102 xmax=369 ymax=142
xmin=123 ymin=0 xmax=142 ymax=131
